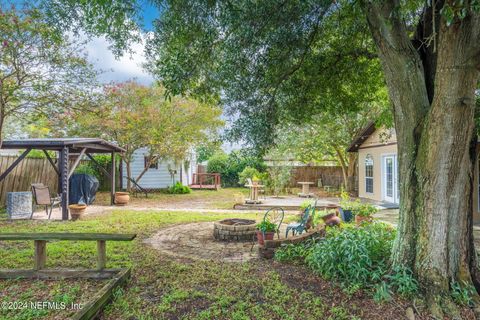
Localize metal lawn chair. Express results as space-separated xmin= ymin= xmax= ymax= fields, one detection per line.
xmin=31 ymin=183 xmax=61 ymax=219
xmin=286 ymin=204 xmax=313 ymax=238
xmin=263 ymin=207 xmax=284 ymax=239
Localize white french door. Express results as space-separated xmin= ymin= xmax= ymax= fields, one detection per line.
xmin=383 ymin=155 xmax=399 ymax=204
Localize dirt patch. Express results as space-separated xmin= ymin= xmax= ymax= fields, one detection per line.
xmin=144 ymin=222 xmax=258 ymax=262
xmin=0 ymin=279 xmax=106 ymax=320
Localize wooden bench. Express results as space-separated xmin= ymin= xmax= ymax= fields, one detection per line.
xmin=0 ymin=233 xmax=136 ymax=280
xmin=0 ymin=233 xmax=137 ymax=319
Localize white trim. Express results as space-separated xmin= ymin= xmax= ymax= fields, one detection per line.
xmin=365 ymin=154 xmax=374 ymax=194
xmin=382 ymin=153 xmax=399 ymax=204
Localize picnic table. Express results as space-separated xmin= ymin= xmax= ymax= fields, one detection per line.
xmin=298 ymin=181 xmax=314 ymax=198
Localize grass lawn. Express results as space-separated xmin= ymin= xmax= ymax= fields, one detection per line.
xmin=0 ymin=210 xmax=408 ymax=320
xmin=94 ymin=188 xmax=250 ymax=209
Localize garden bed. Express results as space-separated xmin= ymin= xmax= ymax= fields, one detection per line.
xmin=258 ymin=227 xmax=325 ymax=259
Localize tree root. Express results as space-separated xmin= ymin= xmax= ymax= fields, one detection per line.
xmin=427 ymin=294 xmax=462 ymax=320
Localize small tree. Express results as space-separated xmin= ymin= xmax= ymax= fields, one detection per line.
xmin=0 ymin=7 xmax=100 ymax=147
xmin=273 ymin=106 xmax=389 ymax=192
xmin=266 ymin=165 xmax=291 ymax=198
xmin=68 ymin=81 xmax=223 ymax=190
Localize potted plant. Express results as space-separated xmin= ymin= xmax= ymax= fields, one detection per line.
xmin=256 ymin=220 xmax=277 ymax=245
xmin=115 ymin=191 xmax=130 ymax=206
xmin=339 ymin=192 xmax=359 ymax=222
xmin=69 ymin=204 xmax=87 ymax=221
xmin=317 ymin=209 xmax=341 ymax=227
xmin=354 ymin=203 xmax=378 ymax=225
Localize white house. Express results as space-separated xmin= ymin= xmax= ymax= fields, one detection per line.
xmin=121 ymin=148 xmax=197 ymax=189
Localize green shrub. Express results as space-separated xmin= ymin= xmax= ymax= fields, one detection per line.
xmin=167 ymin=182 xmax=191 ymax=194
xmin=238 ymin=166 xmax=260 ymax=185
xmin=207 ymin=151 xmax=266 ymax=187
xmin=300 ymin=200 xmax=313 ymax=211
xmin=274 ymin=238 xmax=318 ymax=263
xmin=306 ymin=222 xmax=396 ymax=289
xmin=386 ymin=265 xmax=418 ymax=299
xmin=74 ymin=163 xmax=97 ymax=176
xmin=354 ymin=203 xmax=379 ymax=217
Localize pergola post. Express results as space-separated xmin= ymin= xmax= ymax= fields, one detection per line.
xmin=59 ymin=146 xmax=69 ymax=220
xmin=110 ymin=152 xmax=116 ymax=205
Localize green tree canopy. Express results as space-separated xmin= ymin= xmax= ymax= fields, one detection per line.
xmin=145 ymin=0 xmax=384 ymax=153
xmin=0 ymin=6 xmax=101 ymax=146
xmin=61 ymin=81 xmax=223 ymax=188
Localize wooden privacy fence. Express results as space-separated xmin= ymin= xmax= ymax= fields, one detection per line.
xmin=289 ymin=166 xmax=344 ymax=188
xmin=0 ymin=156 xmax=89 ymax=205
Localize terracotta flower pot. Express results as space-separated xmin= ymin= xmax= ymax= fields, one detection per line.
xmin=322 ymin=213 xmax=341 ymax=226
xmin=355 ymin=215 xmax=372 ymax=226
xmin=115 ymin=192 xmax=130 ymax=206
xmin=69 ymin=204 xmax=87 ymax=221
xmin=256 ymin=230 xmax=275 ymax=246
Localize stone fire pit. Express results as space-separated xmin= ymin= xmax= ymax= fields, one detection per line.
xmin=213 ymin=218 xmax=257 ymax=241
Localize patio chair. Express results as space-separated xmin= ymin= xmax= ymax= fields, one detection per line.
xmin=285 ymin=204 xmax=312 ymax=238
xmin=263 ymin=207 xmax=284 ymax=239
xmin=31 ymin=183 xmax=61 ymax=219
xmin=124 ymin=176 xmax=149 ymax=198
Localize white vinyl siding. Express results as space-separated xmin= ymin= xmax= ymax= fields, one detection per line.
xmin=122 ymin=148 xmax=196 ymax=189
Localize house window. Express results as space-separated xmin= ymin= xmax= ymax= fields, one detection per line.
xmin=144 ymin=156 xmax=158 ymax=169
xmin=365 ymin=154 xmax=374 ymax=193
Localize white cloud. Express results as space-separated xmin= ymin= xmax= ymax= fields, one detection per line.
xmin=84 ymin=34 xmax=155 ymax=85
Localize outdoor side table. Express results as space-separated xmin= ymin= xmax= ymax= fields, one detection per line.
xmin=7 ymin=192 xmax=33 ymax=219
xmin=298 ymin=182 xmax=314 ymax=198
xmin=245 ymin=183 xmax=264 ymax=204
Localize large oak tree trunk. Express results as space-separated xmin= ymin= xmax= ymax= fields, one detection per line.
xmin=362 ymin=0 xmax=480 ymax=316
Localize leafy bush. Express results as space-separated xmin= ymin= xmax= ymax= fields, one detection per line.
xmin=339 ymin=192 xmax=361 ymax=211
xmin=274 ymin=238 xmax=318 ymax=263
xmin=300 ymin=200 xmax=314 ymax=211
xmin=74 ymin=163 xmax=97 ymax=176
xmin=26 ymin=150 xmax=56 ymax=159
xmin=339 ymin=192 xmax=378 ymax=217
xmin=207 ymin=151 xmax=266 ymax=187
xmin=167 ymin=182 xmax=191 ymax=194
xmin=386 ymin=265 xmax=418 ymax=299
xmin=206 ymin=152 xmax=229 ymax=175
xmin=275 ymin=222 xmax=419 ymax=300
xmin=306 ymin=222 xmax=396 ymax=289
xmin=238 ymin=166 xmax=260 ymax=185
xmin=354 ymin=203 xmax=379 ymax=217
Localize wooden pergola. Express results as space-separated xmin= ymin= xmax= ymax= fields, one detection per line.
xmin=0 ymin=138 xmax=125 ymax=220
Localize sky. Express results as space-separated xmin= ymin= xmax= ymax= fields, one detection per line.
xmin=8 ymin=0 xmax=159 ymax=85
xmin=87 ymin=1 xmax=159 ymax=85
